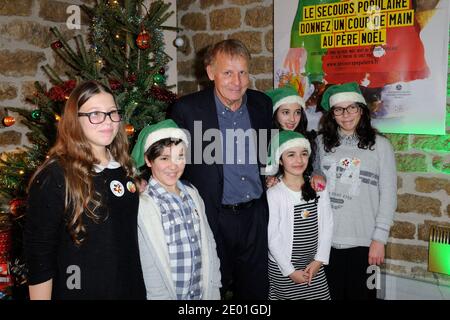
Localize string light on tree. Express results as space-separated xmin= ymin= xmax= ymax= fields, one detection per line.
xmin=125 ymin=124 xmax=135 ymax=136
xmin=96 ymin=58 xmax=104 ymax=69
xmin=153 ymin=73 xmax=165 ymax=85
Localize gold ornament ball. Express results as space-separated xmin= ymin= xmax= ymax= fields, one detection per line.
xmin=125 ymin=124 xmax=135 ymax=136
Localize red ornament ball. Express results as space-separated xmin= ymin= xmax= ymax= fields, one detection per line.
xmin=136 ymin=30 xmax=151 ymax=50
xmin=9 ymin=198 xmax=25 ymax=217
xmin=51 ymin=40 xmax=63 ymax=50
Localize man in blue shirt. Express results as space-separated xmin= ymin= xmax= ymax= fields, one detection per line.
xmin=171 ymin=39 xmax=273 ymax=299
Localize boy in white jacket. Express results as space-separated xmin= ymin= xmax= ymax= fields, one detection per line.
xmin=266 ymin=130 xmax=333 ymax=300
xmin=131 ymin=119 xmax=221 ymax=300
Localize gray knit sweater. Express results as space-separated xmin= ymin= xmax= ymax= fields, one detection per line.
xmin=315 ymin=132 xmax=397 ymax=248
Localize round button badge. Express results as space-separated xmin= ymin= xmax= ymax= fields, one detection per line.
xmin=127 ymin=181 xmax=137 ymax=193
xmin=110 ymin=180 xmax=125 ymax=197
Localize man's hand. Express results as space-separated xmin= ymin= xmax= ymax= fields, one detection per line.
xmin=266 ymin=175 xmax=280 ymax=188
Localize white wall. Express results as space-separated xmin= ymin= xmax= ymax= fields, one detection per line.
xmin=379 ymin=274 xmax=450 ymax=300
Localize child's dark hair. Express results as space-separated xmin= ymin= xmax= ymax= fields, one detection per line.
xmin=272 ymin=107 xmax=308 ymax=135
xmin=272 ymin=109 xmax=318 ymax=169
xmin=319 ymin=102 xmax=378 ymax=152
xmin=278 ymin=152 xmax=318 ymax=202
xmin=139 ymin=138 xmax=184 ymax=180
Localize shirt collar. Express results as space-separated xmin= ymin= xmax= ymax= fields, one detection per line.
xmin=148 ymin=176 xmax=187 ymax=198
xmin=93 ymin=150 xmax=121 ymax=173
xmin=338 ymin=128 xmax=358 ymax=144
xmin=214 ymin=92 xmax=247 ymax=113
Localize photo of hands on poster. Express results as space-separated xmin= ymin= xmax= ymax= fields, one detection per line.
xmin=274 ymin=0 xmax=449 ymax=134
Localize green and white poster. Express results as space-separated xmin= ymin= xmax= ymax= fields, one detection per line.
xmin=274 ymin=0 xmax=449 ymax=135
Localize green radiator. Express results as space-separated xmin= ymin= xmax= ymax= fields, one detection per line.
xmin=428 ymin=225 xmax=450 ymax=276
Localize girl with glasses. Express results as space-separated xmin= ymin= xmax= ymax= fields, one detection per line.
xmin=316 ymin=82 xmax=397 ymax=300
xmin=25 ymin=80 xmax=146 ymax=299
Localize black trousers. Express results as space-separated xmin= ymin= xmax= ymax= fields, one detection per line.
xmin=324 ymin=247 xmax=378 ymax=300
xmin=215 ymin=197 xmax=269 ymax=300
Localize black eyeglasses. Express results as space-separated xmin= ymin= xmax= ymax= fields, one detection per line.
xmin=332 ymin=104 xmax=360 ymax=116
xmin=78 ymin=110 xmax=122 ymax=124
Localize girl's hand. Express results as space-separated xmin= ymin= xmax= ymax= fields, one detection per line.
xmin=304 ymin=260 xmax=322 ymax=285
xmin=289 ymin=270 xmax=310 ymax=284
xmin=369 ymin=240 xmax=385 ymax=265
xmin=310 ymin=175 xmax=326 ymax=192
xmin=266 ymin=175 xmax=280 ymax=188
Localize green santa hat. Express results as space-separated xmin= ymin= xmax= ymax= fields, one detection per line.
xmin=131 ymin=119 xmax=189 ymax=169
xmin=265 ymin=130 xmax=311 ymax=176
xmin=265 ymin=85 xmax=305 ymax=114
xmin=320 ymin=82 xmax=366 ymax=111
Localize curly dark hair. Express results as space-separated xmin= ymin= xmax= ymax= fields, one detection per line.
xmin=319 ymin=103 xmax=378 ymax=152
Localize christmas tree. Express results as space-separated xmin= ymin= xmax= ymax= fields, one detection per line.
xmin=0 ymin=0 xmax=177 ymax=299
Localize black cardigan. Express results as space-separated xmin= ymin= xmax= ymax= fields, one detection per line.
xmin=24 ymin=161 xmax=145 ymax=300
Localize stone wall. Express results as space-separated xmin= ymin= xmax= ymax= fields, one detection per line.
xmin=176 ymin=0 xmax=273 ymax=96
xmin=0 ymin=0 xmax=91 ymax=153
xmin=177 ymin=0 xmax=450 ymax=285
xmin=384 ymin=133 xmax=450 ymax=285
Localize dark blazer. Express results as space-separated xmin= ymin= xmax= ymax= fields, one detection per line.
xmin=170 ymin=86 xmax=273 ymax=234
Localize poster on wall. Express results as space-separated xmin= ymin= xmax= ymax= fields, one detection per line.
xmin=274 ymin=0 xmax=449 ymax=135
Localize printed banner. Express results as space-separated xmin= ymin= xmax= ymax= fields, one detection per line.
xmin=274 ymin=0 xmax=449 ymax=134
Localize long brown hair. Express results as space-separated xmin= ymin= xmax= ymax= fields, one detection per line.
xmin=29 ymin=80 xmax=135 ymax=245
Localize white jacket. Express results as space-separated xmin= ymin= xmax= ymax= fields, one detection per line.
xmin=267 ymin=181 xmax=334 ymax=276
xmin=138 ymin=183 xmax=221 ymax=300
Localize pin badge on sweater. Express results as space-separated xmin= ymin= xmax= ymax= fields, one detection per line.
xmin=110 ymin=180 xmax=125 ymax=197
xmin=127 ymin=181 xmax=136 ymax=193
xmin=301 ymin=210 xmax=310 ymax=219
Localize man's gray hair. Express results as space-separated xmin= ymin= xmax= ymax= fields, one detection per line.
xmin=204 ymin=39 xmax=251 ymax=68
